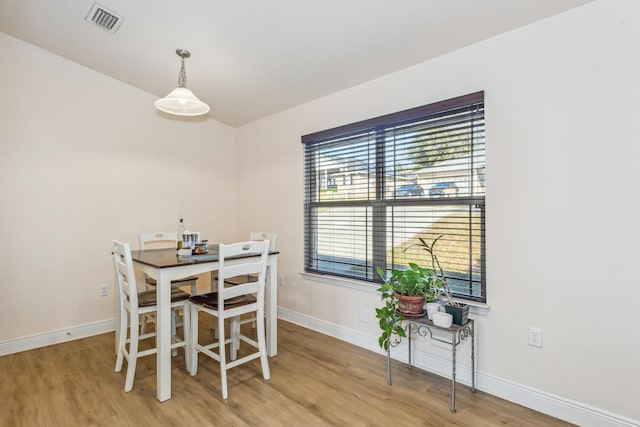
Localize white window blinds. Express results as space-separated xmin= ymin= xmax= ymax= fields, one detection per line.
xmin=303 ymin=91 xmax=485 ymax=302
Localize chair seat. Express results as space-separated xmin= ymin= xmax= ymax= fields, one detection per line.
xmin=190 ymin=292 xmax=256 ymax=310
xmin=223 ymin=273 xmax=257 ymax=286
xmin=138 ymin=288 xmax=190 ymax=307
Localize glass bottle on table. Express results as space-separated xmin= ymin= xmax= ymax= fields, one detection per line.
xmin=177 ymin=216 xmax=185 ymax=249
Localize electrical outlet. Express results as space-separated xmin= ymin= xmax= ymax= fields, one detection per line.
xmin=358 ymin=309 xmax=369 ymax=323
xmin=99 ymin=283 xmax=108 ymax=297
xmin=528 ymin=326 xmax=542 ymax=347
xmin=278 ymin=276 xmax=285 ymax=286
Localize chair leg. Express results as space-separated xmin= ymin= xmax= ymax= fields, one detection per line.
xmin=218 ymin=315 xmax=229 ymax=400
xmin=182 ymin=301 xmax=191 ymax=373
xmin=140 ymin=314 xmax=148 ymax=335
xmin=212 ymin=318 xmax=218 ymax=339
xmin=230 ymin=316 xmax=240 ymax=361
xmin=115 ymin=308 xmax=128 ymax=372
xmin=171 ymin=309 xmax=178 ymax=357
xmin=190 ymin=304 xmax=199 ymax=376
xmin=124 ymin=312 xmax=140 ymax=392
xmin=256 ymin=309 xmax=271 ymax=381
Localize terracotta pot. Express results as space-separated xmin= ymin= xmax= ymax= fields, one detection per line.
xmin=397 ymin=294 xmax=425 ymax=315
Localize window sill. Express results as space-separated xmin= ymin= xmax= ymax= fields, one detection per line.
xmin=300 ymin=272 xmax=379 ymax=294
xmin=299 ymin=272 xmax=491 ymax=316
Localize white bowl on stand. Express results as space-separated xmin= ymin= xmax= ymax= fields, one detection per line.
xmin=432 ymin=311 xmax=453 ymax=328
xmin=426 ymin=302 xmax=442 ymax=320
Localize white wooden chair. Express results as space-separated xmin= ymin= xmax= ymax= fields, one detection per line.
xmin=249 ymin=231 xmax=277 ymax=251
xmin=224 ymin=232 xmax=276 ymax=287
xmin=223 ymin=232 xmax=277 ymax=330
xmin=189 ymin=240 xmax=271 ymax=399
xmin=139 ymin=231 xmax=199 ymax=338
xmin=112 ymin=240 xmax=191 ymax=392
xmin=139 ymin=231 xmax=198 ymax=294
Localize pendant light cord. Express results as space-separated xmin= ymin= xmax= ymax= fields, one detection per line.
xmin=178 ymin=56 xmax=187 ymax=88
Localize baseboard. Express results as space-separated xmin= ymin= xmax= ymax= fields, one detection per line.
xmin=0 ymin=318 xmax=115 ymax=357
xmin=278 ymin=307 xmax=639 ymax=427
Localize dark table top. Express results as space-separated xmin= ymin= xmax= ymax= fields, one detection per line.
xmin=131 ymin=245 xmax=278 ymax=268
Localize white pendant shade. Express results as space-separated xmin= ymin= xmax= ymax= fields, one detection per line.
xmin=155 ymin=87 xmax=210 ymax=116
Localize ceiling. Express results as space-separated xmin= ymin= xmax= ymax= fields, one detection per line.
xmin=0 ymin=0 xmax=593 ymax=126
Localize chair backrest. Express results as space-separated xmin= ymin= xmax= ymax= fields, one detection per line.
xmin=249 ymin=231 xmax=277 ymax=252
xmin=139 ymin=231 xmax=177 ymax=250
xmin=112 ymin=240 xmax=139 ymax=314
xmin=218 ymin=240 xmax=270 ymax=305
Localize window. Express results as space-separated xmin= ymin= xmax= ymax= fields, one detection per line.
xmin=302 ymin=92 xmax=486 ymax=302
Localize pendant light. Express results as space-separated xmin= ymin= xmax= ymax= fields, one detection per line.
xmin=155 ymin=49 xmax=210 ymax=116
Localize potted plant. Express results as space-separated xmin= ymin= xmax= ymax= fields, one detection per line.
xmin=375 ymin=263 xmax=443 ymax=350
xmin=405 ymin=235 xmax=469 ymax=326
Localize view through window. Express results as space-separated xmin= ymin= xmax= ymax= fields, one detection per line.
xmin=302 ymin=92 xmax=485 ymax=302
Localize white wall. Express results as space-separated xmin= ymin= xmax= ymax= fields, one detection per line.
xmin=0 ymin=33 xmax=237 ymax=342
xmin=236 ymin=0 xmax=640 ymax=424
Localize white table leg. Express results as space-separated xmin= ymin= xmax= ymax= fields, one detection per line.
xmin=156 ymin=270 xmax=172 ymax=402
xmin=266 ymin=256 xmax=277 ymax=356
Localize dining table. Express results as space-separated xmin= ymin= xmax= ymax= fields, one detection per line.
xmin=122 ymin=245 xmax=278 ymax=402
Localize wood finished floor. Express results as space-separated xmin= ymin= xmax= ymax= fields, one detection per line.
xmin=1 ymin=320 xmax=573 ymax=426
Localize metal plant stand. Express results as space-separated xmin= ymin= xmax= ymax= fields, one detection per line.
xmin=386 ymin=317 xmax=475 ymax=413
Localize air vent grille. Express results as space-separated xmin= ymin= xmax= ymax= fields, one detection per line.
xmin=86 ymin=3 xmax=123 ymax=34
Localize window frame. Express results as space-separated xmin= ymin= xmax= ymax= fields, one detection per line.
xmin=302 ymin=91 xmax=486 ymax=303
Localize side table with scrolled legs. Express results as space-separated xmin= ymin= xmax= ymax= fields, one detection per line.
xmin=386 ymin=316 xmax=475 ymax=413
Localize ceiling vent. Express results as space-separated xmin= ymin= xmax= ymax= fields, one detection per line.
xmin=85 ymin=3 xmax=123 ymax=34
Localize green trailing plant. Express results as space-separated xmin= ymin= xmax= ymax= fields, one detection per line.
xmin=375 ymin=263 xmax=443 ymax=350
xmin=375 ymin=268 xmax=406 ymax=351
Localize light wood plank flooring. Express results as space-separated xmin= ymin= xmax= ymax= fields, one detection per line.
xmin=1 ymin=320 xmax=573 ymax=426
